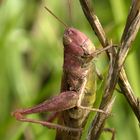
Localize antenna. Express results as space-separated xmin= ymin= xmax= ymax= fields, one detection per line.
xmin=67 ymin=0 xmax=73 ymax=25
xmin=44 ymin=6 xmax=68 ymax=28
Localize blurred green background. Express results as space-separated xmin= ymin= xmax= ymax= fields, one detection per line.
xmin=0 ymin=0 xmax=139 ymax=140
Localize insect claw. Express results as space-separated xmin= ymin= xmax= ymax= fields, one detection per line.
xmin=11 ymin=110 xmax=25 ymax=120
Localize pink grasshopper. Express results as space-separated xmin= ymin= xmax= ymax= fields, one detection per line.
xmin=12 ymin=6 xmax=112 ymax=135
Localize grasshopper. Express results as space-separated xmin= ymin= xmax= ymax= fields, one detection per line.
xmin=12 ymin=6 xmax=112 ymax=140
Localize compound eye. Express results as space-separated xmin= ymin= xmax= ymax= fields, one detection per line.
xmin=63 ymin=35 xmax=72 ymax=45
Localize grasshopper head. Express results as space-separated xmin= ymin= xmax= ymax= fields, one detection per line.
xmin=63 ymin=27 xmax=95 ymax=57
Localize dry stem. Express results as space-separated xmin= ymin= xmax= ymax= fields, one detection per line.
xmin=79 ymin=0 xmax=140 ymax=139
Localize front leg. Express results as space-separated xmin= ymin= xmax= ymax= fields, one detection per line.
xmin=12 ymin=91 xmax=81 ymax=132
